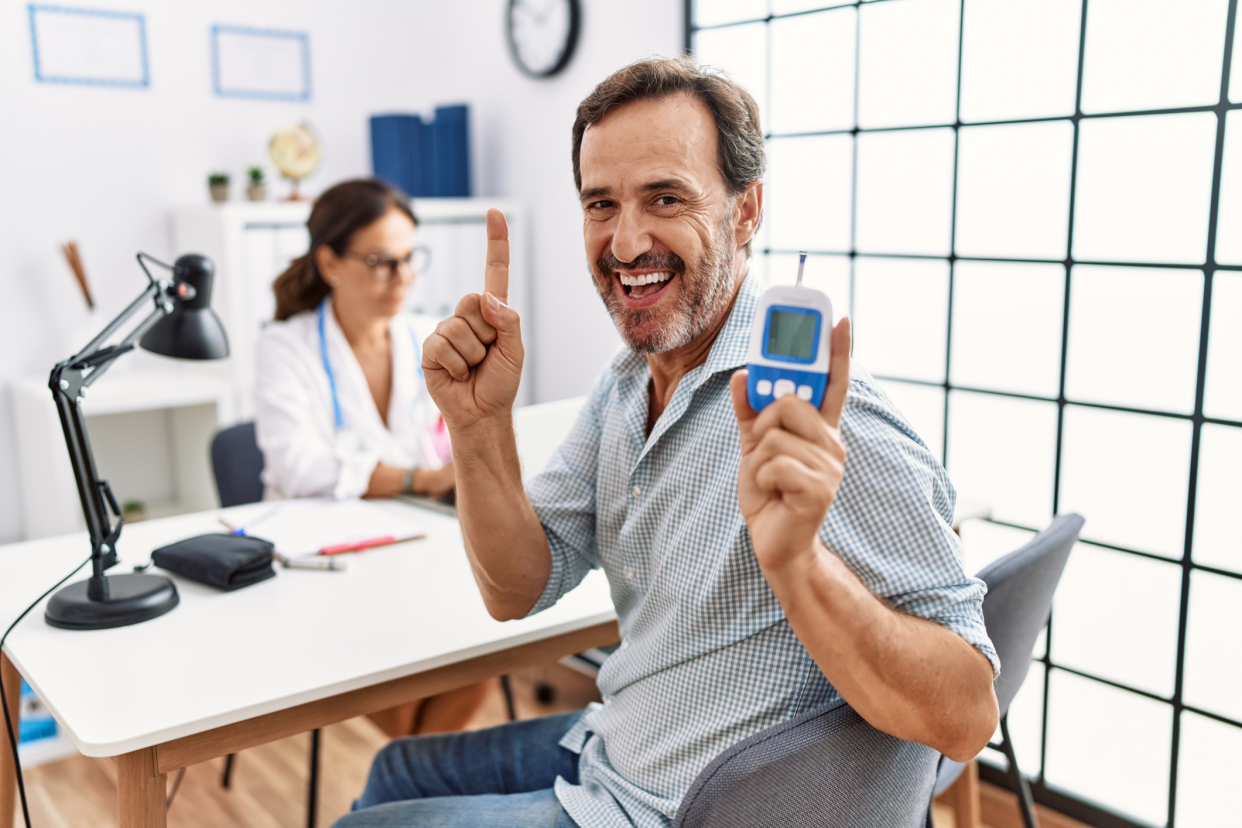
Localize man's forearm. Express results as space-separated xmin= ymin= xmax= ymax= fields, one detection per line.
xmin=763 ymin=539 xmax=998 ymax=762
xmin=451 ymin=416 xmax=552 ymax=620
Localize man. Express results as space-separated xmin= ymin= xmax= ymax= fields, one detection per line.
xmin=335 ymin=57 xmax=999 ymax=828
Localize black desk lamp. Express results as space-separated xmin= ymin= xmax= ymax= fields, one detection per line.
xmin=43 ymin=253 xmax=229 ymax=630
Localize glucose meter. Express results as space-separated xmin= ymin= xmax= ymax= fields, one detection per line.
xmin=747 ymin=253 xmax=833 ymax=413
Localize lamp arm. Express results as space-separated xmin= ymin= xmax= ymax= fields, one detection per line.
xmin=47 ymin=269 xmax=179 ymax=595
xmin=69 ymin=278 xmax=162 ymax=364
xmin=80 ymin=304 xmax=172 ymax=390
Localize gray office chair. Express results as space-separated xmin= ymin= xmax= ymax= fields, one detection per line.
xmin=210 ymin=422 xmax=266 ymax=507
xmin=673 ymin=699 xmax=938 ymax=828
xmin=932 ymin=513 xmax=1084 ymax=828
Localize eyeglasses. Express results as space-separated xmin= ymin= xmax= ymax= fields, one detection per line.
xmin=343 ymin=246 xmax=431 ymax=283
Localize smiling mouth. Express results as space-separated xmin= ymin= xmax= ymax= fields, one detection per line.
xmin=618 ymin=270 xmax=675 ymax=299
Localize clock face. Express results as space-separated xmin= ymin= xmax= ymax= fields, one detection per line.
xmin=507 ymin=0 xmax=580 ymax=78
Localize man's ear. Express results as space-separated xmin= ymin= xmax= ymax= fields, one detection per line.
xmin=733 ymin=179 xmax=763 ymax=249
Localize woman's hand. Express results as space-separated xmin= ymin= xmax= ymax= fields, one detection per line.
xmin=729 ymin=318 xmax=852 ymax=574
xmin=412 ymin=463 xmax=456 ymax=498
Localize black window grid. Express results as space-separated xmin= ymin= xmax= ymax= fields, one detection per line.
xmin=688 ymin=1 xmax=1242 ymax=826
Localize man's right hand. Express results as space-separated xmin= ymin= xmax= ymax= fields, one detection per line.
xmin=422 ymin=208 xmax=524 ymax=431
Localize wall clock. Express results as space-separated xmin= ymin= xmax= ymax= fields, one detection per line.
xmin=507 ymin=0 xmax=581 ymax=78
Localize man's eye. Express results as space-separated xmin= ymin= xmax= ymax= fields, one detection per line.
xmin=655 ymin=195 xmax=679 ymax=206
xmin=588 ymin=201 xmax=614 ymax=210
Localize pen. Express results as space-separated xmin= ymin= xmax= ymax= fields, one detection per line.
xmin=277 ymin=553 xmax=347 ymax=571
xmin=320 ymin=535 xmax=397 ymax=556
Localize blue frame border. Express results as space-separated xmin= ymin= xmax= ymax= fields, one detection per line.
xmin=210 ymin=24 xmax=311 ymax=102
xmin=28 ymin=4 xmax=150 ymax=88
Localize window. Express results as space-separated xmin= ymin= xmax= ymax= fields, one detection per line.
xmin=690 ymin=1 xmax=1241 ymax=825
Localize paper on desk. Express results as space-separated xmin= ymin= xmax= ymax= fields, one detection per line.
xmin=220 ymin=498 xmax=426 ymax=558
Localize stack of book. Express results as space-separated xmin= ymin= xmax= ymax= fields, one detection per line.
xmin=370 ymin=104 xmax=472 ymax=198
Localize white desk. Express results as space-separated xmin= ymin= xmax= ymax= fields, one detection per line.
xmin=0 ymin=500 xmax=617 ymax=828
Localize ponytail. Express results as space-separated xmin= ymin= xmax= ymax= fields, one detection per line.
xmin=272 ymin=252 xmax=330 ymax=321
xmin=270 ymin=177 xmax=418 ymax=322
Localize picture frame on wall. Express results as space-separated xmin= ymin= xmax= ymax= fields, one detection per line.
xmin=210 ymin=24 xmax=311 ymax=102
xmin=28 ymin=4 xmax=150 ymax=88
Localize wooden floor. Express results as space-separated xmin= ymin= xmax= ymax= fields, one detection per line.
xmin=13 ymin=663 xmax=602 ymax=828
xmin=11 ymin=662 xmax=1081 ymax=828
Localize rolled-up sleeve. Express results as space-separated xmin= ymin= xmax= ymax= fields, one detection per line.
xmin=822 ymin=376 xmax=1001 ymax=678
xmin=254 ymin=330 xmax=379 ymax=501
xmin=523 ymin=379 xmax=610 ymax=616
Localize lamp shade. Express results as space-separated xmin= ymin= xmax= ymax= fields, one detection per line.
xmin=140 ymin=254 xmax=229 ymax=360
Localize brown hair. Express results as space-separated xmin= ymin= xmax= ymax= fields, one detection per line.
xmin=271 ymin=178 xmax=418 ymax=321
xmin=572 ymin=55 xmax=765 ymax=207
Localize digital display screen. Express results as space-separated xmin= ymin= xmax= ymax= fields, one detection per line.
xmin=766 ymin=309 xmax=817 ymax=360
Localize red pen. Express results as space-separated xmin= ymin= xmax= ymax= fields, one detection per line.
xmin=319 ymin=535 xmax=397 ymax=556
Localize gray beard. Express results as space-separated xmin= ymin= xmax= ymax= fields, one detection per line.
xmin=592 ymin=215 xmax=739 ymax=355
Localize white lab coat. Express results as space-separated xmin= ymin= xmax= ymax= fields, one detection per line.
xmin=254 ymin=296 xmax=445 ymax=501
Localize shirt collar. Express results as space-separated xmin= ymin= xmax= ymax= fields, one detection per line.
xmin=608 ymin=271 xmax=762 ymax=379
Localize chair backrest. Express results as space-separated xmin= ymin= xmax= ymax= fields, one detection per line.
xmin=210 ymin=422 xmax=265 ymax=507
xmin=978 ymin=513 xmax=1083 ymax=717
xmin=673 ymin=701 xmax=938 ymax=828
xmin=932 ymin=513 xmax=1084 ymax=797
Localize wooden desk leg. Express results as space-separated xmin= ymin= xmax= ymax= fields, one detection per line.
xmin=952 ymin=759 xmax=983 ymax=828
xmin=117 ymin=747 xmax=166 ymax=828
xmin=1 ymin=653 xmax=20 ymax=828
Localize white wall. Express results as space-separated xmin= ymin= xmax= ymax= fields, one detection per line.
xmin=0 ymin=0 xmax=682 ymax=542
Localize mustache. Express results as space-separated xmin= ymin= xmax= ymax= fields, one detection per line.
xmin=596 ymin=249 xmax=687 ymax=277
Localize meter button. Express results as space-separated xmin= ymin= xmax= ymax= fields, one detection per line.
xmin=774 ymin=379 xmax=796 ymax=398
xmin=756 ymin=379 xmax=773 ymax=396
xmin=797 ymin=384 xmax=813 ymax=401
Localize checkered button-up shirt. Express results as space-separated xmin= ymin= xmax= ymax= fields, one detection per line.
xmin=525 ymin=275 xmax=1000 ymax=828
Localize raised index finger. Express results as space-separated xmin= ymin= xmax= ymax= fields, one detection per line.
xmin=484 ymin=208 xmax=510 ymax=305
xmin=820 ymin=317 xmax=852 ymax=428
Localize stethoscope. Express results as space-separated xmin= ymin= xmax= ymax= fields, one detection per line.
xmin=317 ymin=299 xmax=424 ymax=431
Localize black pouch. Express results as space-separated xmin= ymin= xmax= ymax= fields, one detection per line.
xmin=152 ymin=534 xmax=276 ymax=591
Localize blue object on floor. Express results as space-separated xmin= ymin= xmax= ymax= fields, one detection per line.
xmin=19 ymin=679 xmax=57 ymax=744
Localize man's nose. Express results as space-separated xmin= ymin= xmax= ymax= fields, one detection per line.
xmin=611 ymin=206 xmax=653 ymax=265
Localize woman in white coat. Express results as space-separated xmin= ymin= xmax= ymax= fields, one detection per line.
xmin=256 ymin=178 xmax=454 ymax=501
xmin=256 ymin=178 xmax=485 ymax=735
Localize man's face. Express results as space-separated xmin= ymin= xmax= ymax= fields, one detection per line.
xmin=578 ymin=93 xmax=745 ymax=354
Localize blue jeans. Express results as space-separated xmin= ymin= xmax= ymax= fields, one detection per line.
xmin=331 ymin=711 xmax=583 ymax=828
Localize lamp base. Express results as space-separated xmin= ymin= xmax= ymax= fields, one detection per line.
xmin=45 ymin=573 xmax=179 ymax=630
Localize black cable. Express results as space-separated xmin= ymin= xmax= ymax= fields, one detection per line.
xmin=1 ymin=556 xmax=91 ymax=828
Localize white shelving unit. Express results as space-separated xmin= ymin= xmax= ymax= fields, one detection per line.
xmin=9 ymin=364 xmax=235 ymax=540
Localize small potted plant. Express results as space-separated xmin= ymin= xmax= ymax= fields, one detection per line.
xmin=208 ymin=171 xmax=230 ymax=203
xmin=122 ymin=499 xmax=147 ymax=523
xmin=246 ymin=166 xmax=266 ymax=201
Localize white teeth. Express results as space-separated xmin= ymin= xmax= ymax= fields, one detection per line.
xmin=619 ymin=271 xmax=673 ymax=287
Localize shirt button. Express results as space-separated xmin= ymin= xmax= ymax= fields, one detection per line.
xmin=631 ymin=485 xmax=642 ymax=497
xmin=624 ymin=569 xmax=635 ymax=580
xmin=620 ymin=639 xmax=630 ymax=650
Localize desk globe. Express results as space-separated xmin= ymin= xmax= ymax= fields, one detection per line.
xmin=269 ymin=123 xmax=321 ymax=201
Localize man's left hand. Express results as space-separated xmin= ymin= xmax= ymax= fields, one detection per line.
xmin=729 ymin=318 xmax=852 ymax=572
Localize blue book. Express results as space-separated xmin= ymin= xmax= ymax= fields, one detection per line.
xmin=371 ymin=106 xmax=470 ymax=198
xmin=370 ymin=114 xmax=426 ymax=197
xmin=428 ymin=104 xmax=471 ymax=197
